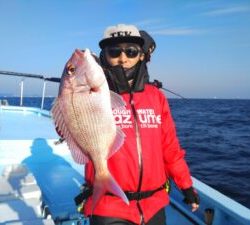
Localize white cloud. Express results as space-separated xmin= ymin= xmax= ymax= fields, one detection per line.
xmin=150 ymin=27 xmax=206 ymax=36
xmin=203 ymin=5 xmax=250 ymax=16
xmin=134 ymin=19 xmax=164 ymax=27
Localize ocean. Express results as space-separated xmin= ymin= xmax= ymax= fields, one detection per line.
xmin=1 ymin=97 xmax=250 ymax=208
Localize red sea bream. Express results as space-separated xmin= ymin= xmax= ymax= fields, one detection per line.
xmin=51 ymin=49 xmax=128 ymax=209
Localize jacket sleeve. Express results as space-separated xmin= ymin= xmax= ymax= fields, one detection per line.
xmin=161 ymin=94 xmax=193 ymax=190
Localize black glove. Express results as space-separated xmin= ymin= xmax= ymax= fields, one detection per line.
xmin=182 ymin=187 xmax=200 ymax=205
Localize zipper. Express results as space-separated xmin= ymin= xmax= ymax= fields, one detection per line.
xmin=129 ymin=93 xmax=145 ymax=225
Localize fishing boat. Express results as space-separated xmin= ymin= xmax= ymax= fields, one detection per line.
xmin=1 ymin=71 xmax=250 ymax=225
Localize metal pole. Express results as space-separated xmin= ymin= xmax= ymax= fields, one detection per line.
xmin=20 ymin=80 xmax=24 ymax=106
xmin=41 ymin=80 xmax=47 ymax=109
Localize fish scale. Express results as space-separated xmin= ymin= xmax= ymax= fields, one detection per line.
xmin=74 ymin=94 xmax=112 ymax=150
xmin=51 ymin=48 xmax=129 ymax=210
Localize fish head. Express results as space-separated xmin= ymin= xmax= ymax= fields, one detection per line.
xmin=59 ymin=49 xmax=105 ymax=95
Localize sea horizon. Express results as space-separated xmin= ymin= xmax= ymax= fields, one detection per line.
xmin=1 ymin=95 xmax=250 ymax=100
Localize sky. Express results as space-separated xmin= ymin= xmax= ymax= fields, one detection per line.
xmin=0 ymin=0 xmax=250 ymax=99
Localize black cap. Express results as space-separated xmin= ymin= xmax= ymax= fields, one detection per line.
xmin=139 ymin=30 xmax=156 ymax=54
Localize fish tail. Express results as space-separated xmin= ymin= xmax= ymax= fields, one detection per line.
xmin=92 ymin=172 xmax=129 ymax=211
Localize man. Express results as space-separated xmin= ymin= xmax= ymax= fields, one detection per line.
xmin=83 ymin=24 xmax=199 ymax=225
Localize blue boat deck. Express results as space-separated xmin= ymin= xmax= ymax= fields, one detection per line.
xmin=1 ymin=106 xmax=250 ymax=225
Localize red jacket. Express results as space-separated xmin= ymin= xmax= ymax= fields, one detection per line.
xmin=83 ymin=84 xmax=193 ymax=223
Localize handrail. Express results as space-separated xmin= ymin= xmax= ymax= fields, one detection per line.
xmin=0 ymin=70 xmax=61 ymax=109
xmin=41 ymin=81 xmax=47 ymax=109
xmin=1 ymin=70 xmax=187 ymax=109
xmin=20 ymin=80 xmax=24 ymax=106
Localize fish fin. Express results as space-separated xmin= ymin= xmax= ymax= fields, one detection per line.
xmin=51 ymin=98 xmax=89 ymax=164
xmin=66 ymin=135 xmax=89 ymax=164
xmin=92 ymin=172 xmax=129 ymax=211
xmin=107 ymin=126 xmax=126 ymax=159
xmin=110 ymin=91 xmax=126 ymax=109
xmin=51 ymin=97 xmax=58 ymax=107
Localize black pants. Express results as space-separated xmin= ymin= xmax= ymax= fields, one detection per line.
xmin=89 ymin=208 xmax=166 ymax=225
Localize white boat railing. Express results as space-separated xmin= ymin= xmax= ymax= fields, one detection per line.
xmin=1 ymin=70 xmax=188 ymax=110
xmin=41 ymin=80 xmax=47 ymax=110
xmin=0 ymin=70 xmax=60 ymax=109
xmin=20 ymin=79 xmax=24 ymax=106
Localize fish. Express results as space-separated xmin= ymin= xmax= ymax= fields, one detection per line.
xmin=51 ymin=48 xmax=129 ymax=209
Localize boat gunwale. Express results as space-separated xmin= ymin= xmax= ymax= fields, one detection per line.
xmin=0 ymin=105 xmax=51 ymax=118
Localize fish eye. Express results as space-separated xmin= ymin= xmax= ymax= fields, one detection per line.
xmin=66 ymin=64 xmax=75 ymax=76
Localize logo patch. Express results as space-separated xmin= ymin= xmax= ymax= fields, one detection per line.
xmin=113 ymin=108 xmax=161 ymax=129
xmin=110 ymin=31 xmax=132 ymax=37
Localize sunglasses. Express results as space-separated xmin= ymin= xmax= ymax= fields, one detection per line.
xmin=106 ymin=46 xmax=141 ymax=58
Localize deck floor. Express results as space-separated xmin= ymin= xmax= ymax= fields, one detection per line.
xmin=0 ymin=106 xmax=198 ymax=225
